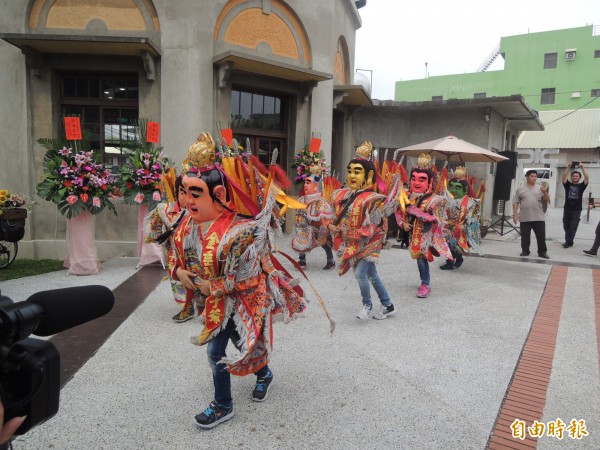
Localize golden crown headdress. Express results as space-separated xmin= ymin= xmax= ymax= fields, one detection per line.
xmin=182 ymin=133 xmax=216 ymax=174
xmin=453 ymin=166 xmax=467 ymax=179
xmin=416 ymin=153 xmax=432 ymax=169
xmin=355 ymin=141 xmax=372 ymax=159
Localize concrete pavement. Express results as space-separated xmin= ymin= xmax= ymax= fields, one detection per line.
xmin=1 ymin=207 xmax=599 ymax=449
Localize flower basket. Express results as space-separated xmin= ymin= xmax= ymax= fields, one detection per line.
xmin=0 ymin=213 xmax=26 ymax=242
xmin=290 ymin=147 xmax=330 ymax=185
xmin=36 ymin=141 xmax=117 ymax=219
xmin=0 ymin=208 xmax=27 ymax=221
xmin=117 ymin=119 xmax=172 ymax=209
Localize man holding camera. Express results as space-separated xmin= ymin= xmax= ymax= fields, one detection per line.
xmin=561 ymin=161 xmax=589 ymax=248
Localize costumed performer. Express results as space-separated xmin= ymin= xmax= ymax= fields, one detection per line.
xmin=292 ymin=165 xmax=336 ymax=270
xmin=169 ymin=133 xmax=307 ymax=429
xmin=145 ymin=172 xmax=192 ymax=322
xmin=396 ymin=154 xmax=452 ymax=298
xmin=439 ymin=166 xmax=482 ymax=270
xmin=328 ymin=141 xmax=401 ymax=320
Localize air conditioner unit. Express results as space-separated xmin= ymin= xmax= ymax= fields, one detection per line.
xmin=565 ymin=49 xmax=577 ymax=60
xmin=571 ymin=91 xmax=581 ymax=98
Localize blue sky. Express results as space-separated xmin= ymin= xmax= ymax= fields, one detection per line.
xmin=355 ymin=0 xmax=600 ymax=100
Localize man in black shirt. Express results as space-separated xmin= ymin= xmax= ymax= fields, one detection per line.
xmin=561 ymin=162 xmax=590 ymax=248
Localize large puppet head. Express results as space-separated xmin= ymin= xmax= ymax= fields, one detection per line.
xmin=304 ymin=165 xmax=323 ymax=195
xmin=448 ymin=166 xmax=468 ymax=199
xmin=409 ymin=153 xmax=434 ymax=194
xmin=175 ymin=174 xmax=187 ymax=209
xmin=181 ymin=133 xmax=231 ymax=223
xmin=347 ymin=141 xmax=376 ymax=191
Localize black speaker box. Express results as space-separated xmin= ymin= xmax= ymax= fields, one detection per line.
xmin=493 ymin=151 xmax=518 ymax=200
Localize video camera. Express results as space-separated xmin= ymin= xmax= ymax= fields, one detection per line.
xmin=0 ymin=286 xmax=114 ymax=438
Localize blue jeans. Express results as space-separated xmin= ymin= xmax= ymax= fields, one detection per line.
xmin=207 ymin=317 xmax=270 ymax=407
xmin=416 ymin=257 xmax=430 ymax=286
xmin=354 ymin=259 xmax=391 ymax=307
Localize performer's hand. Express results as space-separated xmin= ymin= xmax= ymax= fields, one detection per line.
xmin=199 ymin=279 xmax=211 ymax=296
xmin=328 ymin=223 xmax=339 ymax=233
xmin=176 ymin=268 xmax=198 ymax=291
xmin=402 ymin=222 xmax=411 ymax=232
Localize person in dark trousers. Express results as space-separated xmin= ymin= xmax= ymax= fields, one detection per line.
xmin=561 ymin=162 xmax=589 ymax=248
xmin=513 ymin=170 xmax=550 ymax=259
xmin=584 ymin=220 xmax=600 ymax=256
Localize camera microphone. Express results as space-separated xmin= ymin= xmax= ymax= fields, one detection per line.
xmin=0 ymin=285 xmax=114 ymax=342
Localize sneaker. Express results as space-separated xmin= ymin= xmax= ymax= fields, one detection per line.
xmin=417 ymin=284 xmax=431 ymax=298
xmin=538 ymin=252 xmax=550 ymax=259
xmin=562 ymin=242 xmax=573 ymax=248
xmin=519 ymin=251 xmax=530 ymax=257
xmin=172 ymin=303 xmax=195 ymax=323
xmin=194 ymin=401 xmax=234 ymax=429
xmin=439 ymin=261 xmax=454 ymax=270
xmin=356 ymin=304 xmax=372 ymax=320
xmin=373 ymin=303 xmax=397 ymax=320
xmin=453 ymin=256 xmax=464 ymax=269
xmin=252 ymin=369 xmax=273 ymax=402
xmin=322 ymin=260 xmax=336 ymax=270
xmin=583 ymin=249 xmax=597 ymax=256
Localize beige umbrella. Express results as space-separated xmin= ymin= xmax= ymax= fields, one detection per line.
xmin=395 ymin=135 xmax=508 ymax=163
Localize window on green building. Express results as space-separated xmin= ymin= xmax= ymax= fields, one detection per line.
xmin=592 ymin=89 xmax=600 ymax=97
xmin=432 ymin=95 xmax=443 ymax=101
xmin=474 ymin=93 xmax=486 ymax=99
xmin=544 ymin=53 xmax=557 ymax=69
xmin=540 ymin=88 xmax=555 ymax=105
xmin=594 ymin=50 xmax=600 ymax=58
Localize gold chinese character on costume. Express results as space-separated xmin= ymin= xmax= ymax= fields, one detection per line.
xmin=205 ymin=232 xmax=220 ymax=250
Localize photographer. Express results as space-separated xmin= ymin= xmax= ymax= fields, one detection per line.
xmin=561 ymin=161 xmax=589 ymax=248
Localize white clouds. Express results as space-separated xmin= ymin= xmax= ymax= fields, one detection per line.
xmin=355 ymin=0 xmax=599 ymax=100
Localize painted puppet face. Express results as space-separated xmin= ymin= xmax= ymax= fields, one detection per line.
xmin=177 ymin=184 xmax=188 ymax=209
xmin=410 ymin=170 xmax=431 ymax=194
xmin=448 ymin=181 xmax=467 ymax=199
xmin=347 ymin=163 xmax=371 ymax=191
xmin=304 ymin=175 xmax=321 ymax=195
xmin=182 ymin=175 xmax=222 ymax=223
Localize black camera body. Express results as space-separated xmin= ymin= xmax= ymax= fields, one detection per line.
xmin=571 ymin=161 xmax=580 ymax=168
xmin=0 ymin=337 xmax=60 ymax=435
xmin=0 ymin=285 xmax=114 ymax=438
